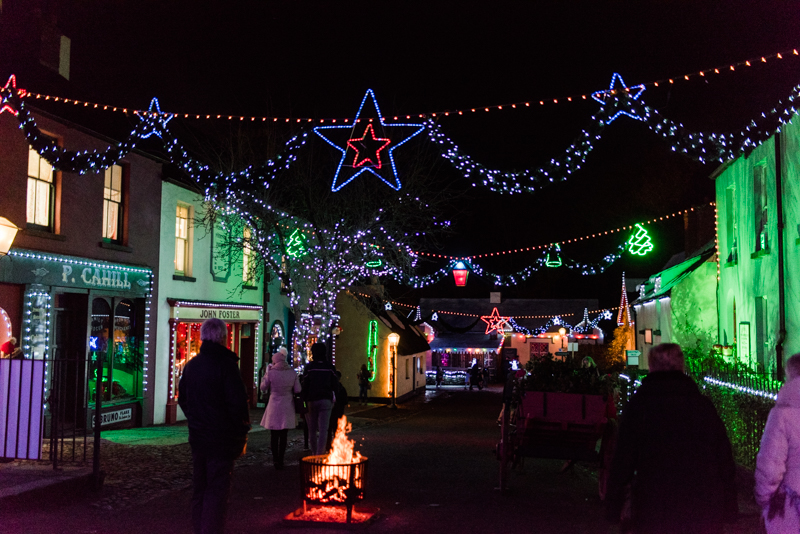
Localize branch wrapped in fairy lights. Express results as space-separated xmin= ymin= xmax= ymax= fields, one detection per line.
xmin=506 ymin=308 xmax=613 ymax=336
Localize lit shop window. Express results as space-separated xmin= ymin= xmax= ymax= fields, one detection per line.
xmin=26 ymin=147 xmax=54 ymax=229
xmin=103 ymin=165 xmax=123 ymax=241
xmin=175 ymin=205 xmax=191 ymax=275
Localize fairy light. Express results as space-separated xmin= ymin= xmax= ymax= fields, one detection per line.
xmin=703 ymin=376 xmax=778 ymax=401
xmin=714 ymin=204 xmax=721 ymax=280
xmin=16 ymin=47 xmax=799 ymax=122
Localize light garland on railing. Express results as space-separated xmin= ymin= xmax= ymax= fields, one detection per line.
xmin=703 ymin=376 xmax=778 ymax=401
xmin=16 ymin=48 xmax=799 ymax=122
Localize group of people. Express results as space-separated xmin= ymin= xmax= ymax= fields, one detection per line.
xmin=177 ymin=317 xmax=352 ymax=534
xmin=605 ymin=343 xmax=800 ymax=534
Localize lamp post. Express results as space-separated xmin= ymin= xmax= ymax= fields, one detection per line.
xmin=387 ymin=332 xmax=400 ymax=409
xmin=558 ymin=327 xmax=567 ymax=351
xmin=0 ymin=217 xmax=20 ymax=256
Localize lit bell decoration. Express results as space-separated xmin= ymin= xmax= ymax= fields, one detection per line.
xmin=545 ymin=244 xmax=562 ymax=268
xmin=452 ymin=261 xmax=469 ymax=287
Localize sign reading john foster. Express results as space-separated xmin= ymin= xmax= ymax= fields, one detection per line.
xmin=1 ymin=250 xmax=151 ymax=297
xmin=171 ymin=305 xmax=261 ymax=322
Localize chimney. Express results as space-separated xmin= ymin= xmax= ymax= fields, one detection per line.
xmin=684 ymin=204 xmax=716 ymax=256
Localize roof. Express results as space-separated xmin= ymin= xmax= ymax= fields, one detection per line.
xmin=632 ymin=241 xmax=715 ymax=304
xmin=429 ymin=332 xmax=504 ymax=351
xmin=348 ymin=291 xmax=431 ymax=356
xmin=419 ymin=298 xmax=600 ymax=332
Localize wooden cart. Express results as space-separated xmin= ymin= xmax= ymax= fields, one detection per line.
xmin=498 ymin=390 xmax=616 ymax=493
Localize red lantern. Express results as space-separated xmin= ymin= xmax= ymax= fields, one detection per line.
xmin=452 ymin=261 xmax=469 ymax=287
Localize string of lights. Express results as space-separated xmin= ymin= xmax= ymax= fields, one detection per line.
xmin=15 ymin=48 xmax=799 ymax=122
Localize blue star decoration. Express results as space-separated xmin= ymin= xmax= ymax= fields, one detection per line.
xmin=137 ymin=97 xmax=173 ymax=139
xmin=591 ymin=73 xmax=646 ymax=124
xmin=313 ymin=89 xmax=425 ymax=192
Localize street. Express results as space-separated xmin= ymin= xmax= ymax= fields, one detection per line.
xmin=0 ymin=387 xmax=762 ymax=534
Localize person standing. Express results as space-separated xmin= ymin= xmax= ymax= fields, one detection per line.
xmin=302 ymin=342 xmax=338 ymax=456
xmin=605 ymin=343 xmax=737 ymax=534
xmin=260 ymin=347 xmax=300 ymax=470
xmin=327 ymin=371 xmax=348 ymax=449
xmin=755 ymin=353 xmax=800 ymax=533
xmin=435 ymin=364 xmax=444 ymax=388
xmin=178 ymin=318 xmax=251 ymax=534
xmin=356 ymin=364 xmax=371 ymax=405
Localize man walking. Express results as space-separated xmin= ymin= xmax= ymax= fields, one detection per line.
xmin=302 ymin=342 xmax=338 ymax=455
xmin=178 ymin=318 xmax=251 ymax=534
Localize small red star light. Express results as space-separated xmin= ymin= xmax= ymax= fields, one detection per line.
xmin=347 ymin=123 xmax=391 ymax=169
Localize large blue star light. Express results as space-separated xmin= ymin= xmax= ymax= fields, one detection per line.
xmin=591 ymin=73 xmax=645 ymax=124
xmin=314 ymin=89 xmax=424 ymax=192
xmin=137 ymin=97 xmax=173 ymax=139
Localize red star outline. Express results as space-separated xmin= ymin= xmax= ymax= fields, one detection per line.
xmin=481 ymin=307 xmax=510 ymax=335
xmin=346 ymin=123 xmax=391 ymax=169
xmin=1 ymin=75 xmax=20 ymax=117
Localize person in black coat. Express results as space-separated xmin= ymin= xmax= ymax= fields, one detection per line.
xmin=605 ymin=343 xmax=737 ymax=534
xmin=327 ymin=371 xmax=348 ymax=449
xmin=301 ymin=342 xmax=338 ymax=455
xmin=178 ymin=318 xmax=251 ymax=534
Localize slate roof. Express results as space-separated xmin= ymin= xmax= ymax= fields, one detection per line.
xmin=632 ymin=241 xmax=716 ymax=305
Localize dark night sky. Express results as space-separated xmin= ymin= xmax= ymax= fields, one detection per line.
xmin=3 ymin=0 xmax=800 ymax=307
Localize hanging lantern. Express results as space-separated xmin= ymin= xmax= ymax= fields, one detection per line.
xmin=452 ymin=261 xmax=469 ymax=287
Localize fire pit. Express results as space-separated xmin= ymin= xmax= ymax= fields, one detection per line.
xmin=285 ymin=416 xmax=379 ymax=527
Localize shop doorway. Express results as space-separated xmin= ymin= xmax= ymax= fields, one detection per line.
xmin=51 ymin=293 xmax=89 ymax=430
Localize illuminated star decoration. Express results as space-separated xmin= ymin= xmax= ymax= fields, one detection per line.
xmin=314 ymin=89 xmax=425 ymax=192
xmin=602 ymin=310 xmax=613 ymax=321
xmin=137 ymin=97 xmax=173 ymax=139
xmin=385 ymin=302 xmax=393 ymax=311
xmin=1 ymin=75 xmax=20 ymax=116
xmin=591 ymin=73 xmax=646 ymax=124
xmin=481 ymin=307 xmax=510 ymax=335
xmin=431 ymin=312 xmax=439 ymax=322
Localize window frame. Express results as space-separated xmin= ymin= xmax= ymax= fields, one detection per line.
xmin=102 ymin=164 xmax=127 ymax=243
xmin=753 ymin=163 xmax=768 ymax=253
xmin=26 ymin=145 xmax=56 ymax=231
xmin=175 ymin=204 xmax=193 ymax=276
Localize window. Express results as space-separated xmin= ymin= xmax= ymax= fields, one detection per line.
xmin=725 ymin=186 xmax=737 ymax=263
xmin=175 ymin=205 xmax=191 ymax=275
xmin=755 ymin=297 xmax=767 ymax=370
xmin=102 ymin=165 xmax=123 ymax=241
xmin=26 ymin=147 xmax=54 ymax=229
xmin=243 ymin=227 xmax=255 ymax=286
xmin=644 ymin=329 xmax=653 ymax=344
xmin=754 ymin=164 xmax=768 ymax=252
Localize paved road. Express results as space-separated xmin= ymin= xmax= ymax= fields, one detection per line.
xmin=0 ymin=387 xmax=763 ymax=533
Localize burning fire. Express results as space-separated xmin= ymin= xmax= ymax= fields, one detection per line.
xmin=307 ymin=416 xmax=365 ymax=503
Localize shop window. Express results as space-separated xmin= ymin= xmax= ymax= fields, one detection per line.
xmin=175 ymin=204 xmax=192 ymax=275
xmin=103 ymin=164 xmax=124 ymax=242
xmin=753 ymin=164 xmax=768 ymax=253
xmin=27 ymin=146 xmax=55 ymax=229
xmin=89 ymin=298 xmax=142 ymax=403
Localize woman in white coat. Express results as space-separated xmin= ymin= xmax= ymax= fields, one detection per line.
xmin=755 ymin=352 xmax=800 ymax=533
xmin=260 ymin=347 xmax=300 ymax=470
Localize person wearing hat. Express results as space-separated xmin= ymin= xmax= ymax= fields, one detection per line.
xmin=1 ymin=337 xmax=17 ymax=358
xmin=259 ymin=347 xmax=300 ymax=470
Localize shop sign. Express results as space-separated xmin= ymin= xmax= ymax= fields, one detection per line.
xmin=1 ymin=250 xmax=150 ymax=296
xmin=91 ymin=407 xmax=132 ymax=428
xmin=172 ymin=306 xmax=261 ymax=322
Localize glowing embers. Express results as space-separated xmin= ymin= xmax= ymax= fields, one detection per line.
xmin=298 ymin=416 xmax=371 ymax=525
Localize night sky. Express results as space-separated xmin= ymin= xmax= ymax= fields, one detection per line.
xmin=3 ymin=0 xmax=800 ymax=307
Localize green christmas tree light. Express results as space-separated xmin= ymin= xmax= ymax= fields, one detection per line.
xmin=286 ymin=229 xmax=307 ymax=258
xmin=627 ymin=224 xmax=654 ymax=256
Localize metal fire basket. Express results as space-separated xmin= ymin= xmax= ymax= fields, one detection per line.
xmin=300 ymin=455 xmax=369 ymax=523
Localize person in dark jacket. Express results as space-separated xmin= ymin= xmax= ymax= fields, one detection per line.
xmin=301 ymin=342 xmax=338 ymax=455
xmin=178 ymin=318 xmax=251 ymax=534
xmin=327 ymin=371 xmax=348 ymax=449
xmin=605 ymin=343 xmax=737 ymax=534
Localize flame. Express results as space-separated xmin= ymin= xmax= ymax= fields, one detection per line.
xmin=307 ymin=416 xmax=365 ymax=503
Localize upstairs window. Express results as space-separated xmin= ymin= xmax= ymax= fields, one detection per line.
xmin=102 ymin=165 xmax=124 ymax=241
xmin=26 ymin=147 xmax=54 ymax=229
xmin=175 ymin=205 xmax=191 ymax=275
xmin=753 ymin=164 xmax=768 ymax=252
xmin=243 ymin=226 xmax=255 ymax=286
xmin=725 ymin=186 xmax=737 ymax=263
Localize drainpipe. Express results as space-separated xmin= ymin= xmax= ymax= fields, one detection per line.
xmin=775 ymin=131 xmax=786 ymax=381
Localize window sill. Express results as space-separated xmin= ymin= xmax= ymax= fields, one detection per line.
xmin=23 ymin=228 xmax=66 ymax=241
xmin=99 ymin=241 xmax=133 ymax=253
xmin=242 ymin=285 xmax=258 ymax=291
xmin=724 ymin=260 xmax=738 ymax=268
xmin=750 ymin=249 xmax=770 ymax=260
xmin=173 ymin=275 xmax=196 ymax=282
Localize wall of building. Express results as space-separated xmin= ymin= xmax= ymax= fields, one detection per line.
xmin=715 ymin=117 xmax=792 ymax=372
xmin=154 ymin=181 xmax=264 ymax=424
xmin=670 ymin=260 xmax=719 ymax=352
